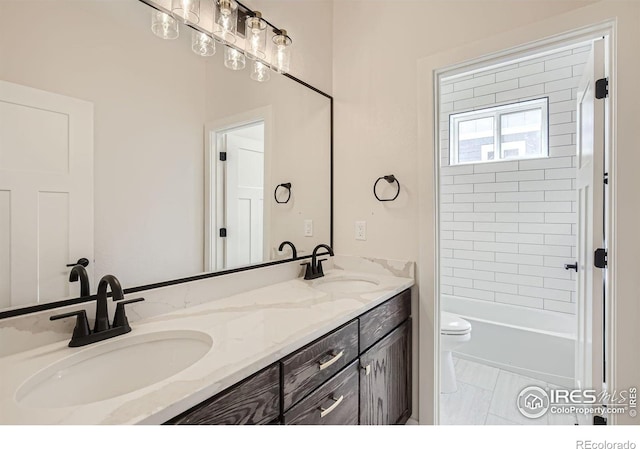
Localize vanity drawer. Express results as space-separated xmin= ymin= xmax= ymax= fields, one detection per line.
xmin=282 ymin=320 xmax=359 ymax=410
xmin=166 ymin=364 xmax=280 ymax=425
xmin=359 ymin=289 xmax=411 ymax=352
xmin=283 ymin=361 xmax=359 ymax=425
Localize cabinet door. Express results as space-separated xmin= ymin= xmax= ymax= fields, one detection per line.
xmin=359 ymin=320 xmax=411 ymax=425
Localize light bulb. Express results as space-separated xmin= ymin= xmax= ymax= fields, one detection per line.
xmin=171 ymin=0 xmax=200 ymax=24
xmin=250 ymin=61 xmax=270 ymax=82
xmin=192 ymin=30 xmax=216 ymax=56
xmin=271 ymin=29 xmax=292 ymax=74
xmin=151 ymin=11 xmax=179 ymax=40
xmin=245 ymin=12 xmax=267 ymax=60
xmin=224 ymin=46 xmax=245 ymax=71
xmin=214 ymin=0 xmax=238 ymax=43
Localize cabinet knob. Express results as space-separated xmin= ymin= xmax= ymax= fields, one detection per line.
xmin=360 ymin=363 xmax=371 ymax=376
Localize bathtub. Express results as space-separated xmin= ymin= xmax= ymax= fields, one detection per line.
xmin=442 ymin=295 xmax=576 ymax=388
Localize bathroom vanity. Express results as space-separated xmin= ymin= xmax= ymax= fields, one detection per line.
xmin=168 ymin=289 xmax=411 ymax=425
xmin=0 ymin=269 xmax=414 ymax=425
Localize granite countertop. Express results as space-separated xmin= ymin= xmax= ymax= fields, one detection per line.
xmin=0 ymin=269 xmax=414 ymax=425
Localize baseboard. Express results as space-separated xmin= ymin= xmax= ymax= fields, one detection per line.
xmin=454 ymin=352 xmax=574 ymax=388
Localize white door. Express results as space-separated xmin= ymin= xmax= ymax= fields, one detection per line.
xmin=575 ymin=39 xmax=606 ymax=417
xmin=222 ymin=131 xmax=264 ymax=268
xmin=0 ymin=81 xmax=93 ymax=307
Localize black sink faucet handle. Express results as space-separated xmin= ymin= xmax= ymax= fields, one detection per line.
xmin=66 ymin=258 xmax=89 ymax=268
xmin=113 ymin=298 xmax=145 ymax=330
xmin=50 ymin=310 xmax=91 ymax=341
xmin=317 ymin=258 xmax=328 ymax=277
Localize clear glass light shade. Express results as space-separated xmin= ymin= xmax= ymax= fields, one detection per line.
xmin=244 ymin=12 xmax=267 ymax=60
xmin=250 ymin=61 xmax=270 ymax=82
xmin=271 ymin=29 xmax=292 ymax=74
xmin=192 ymin=31 xmax=216 ymax=56
xmin=214 ymin=0 xmax=238 ymax=44
xmin=151 ymin=11 xmax=179 ymax=40
xmin=224 ymin=46 xmax=245 ymax=70
xmin=171 ymin=0 xmax=200 ymax=24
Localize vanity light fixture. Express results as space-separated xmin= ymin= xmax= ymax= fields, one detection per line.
xmin=271 ymin=29 xmax=292 ymax=74
xmin=192 ymin=30 xmax=216 ymax=56
xmin=214 ymin=0 xmax=238 ymax=44
xmin=143 ymin=0 xmax=292 ymax=81
xmin=151 ymin=10 xmax=179 ymax=40
xmin=171 ymin=0 xmax=200 ymax=24
xmin=245 ymin=11 xmax=267 ymax=60
xmin=250 ymin=60 xmax=270 ymax=82
xmin=224 ymin=46 xmax=245 ymax=70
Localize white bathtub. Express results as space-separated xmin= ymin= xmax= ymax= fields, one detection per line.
xmin=442 ymin=295 xmax=576 ymax=388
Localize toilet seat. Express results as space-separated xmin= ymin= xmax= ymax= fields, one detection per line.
xmin=441 ymin=312 xmax=471 ymax=335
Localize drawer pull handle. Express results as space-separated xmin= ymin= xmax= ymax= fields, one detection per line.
xmin=319 ymin=395 xmax=344 ymax=418
xmin=318 ymin=350 xmax=344 ymax=371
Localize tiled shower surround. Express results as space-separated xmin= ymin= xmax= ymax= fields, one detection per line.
xmin=439 ymin=45 xmax=591 ymax=315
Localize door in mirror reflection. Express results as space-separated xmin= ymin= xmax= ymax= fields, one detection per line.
xmin=222 ymin=123 xmax=265 ymax=268
xmin=0 ymin=81 xmax=94 ymax=308
xmin=213 ymin=121 xmax=266 ymax=270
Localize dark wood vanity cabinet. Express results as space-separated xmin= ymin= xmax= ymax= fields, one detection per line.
xmin=166 ymin=364 xmax=280 ymax=425
xmin=283 ymin=361 xmax=360 ymax=425
xmin=359 ymin=320 xmax=412 ymax=425
xmin=281 ymin=320 xmax=359 ymax=410
xmin=165 ymin=288 xmax=412 ymax=426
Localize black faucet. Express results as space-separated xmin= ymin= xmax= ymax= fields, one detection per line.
xmin=69 ymin=264 xmax=90 ymax=297
xmin=302 ymin=244 xmax=334 ymax=280
xmin=94 ymin=274 xmax=123 ymax=332
xmin=278 ymin=241 xmax=297 ymax=259
xmin=50 ymin=274 xmax=144 ymax=347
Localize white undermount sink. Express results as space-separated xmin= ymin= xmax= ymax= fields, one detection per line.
xmin=314 ymin=275 xmax=381 ymax=294
xmin=15 ymin=330 xmax=212 ymax=409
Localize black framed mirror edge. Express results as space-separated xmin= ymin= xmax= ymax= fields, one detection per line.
xmin=0 ymin=5 xmax=334 ymax=321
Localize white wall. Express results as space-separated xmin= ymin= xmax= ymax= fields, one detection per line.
xmin=333 ymin=0 xmax=639 ymax=425
xmin=439 ymin=46 xmax=590 ymax=317
xmin=332 ymin=0 xmax=596 ymax=261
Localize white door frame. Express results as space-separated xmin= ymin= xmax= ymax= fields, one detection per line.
xmin=421 ymin=22 xmax=616 ymax=425
xmin=204 ymin=106 xmax=273 ymax=272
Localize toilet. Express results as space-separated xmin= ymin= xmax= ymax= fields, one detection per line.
xmin=440 ymin=312 xmax=472 ymax=394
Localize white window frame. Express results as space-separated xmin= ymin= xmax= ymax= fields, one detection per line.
xmin=449 ymin=97 xmax=549 ymax=165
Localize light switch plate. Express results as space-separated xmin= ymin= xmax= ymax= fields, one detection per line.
xmin=304 ymin=219 xmax=313 ymax=237
xmin=355 ymin=221 xmax=366 ymax=240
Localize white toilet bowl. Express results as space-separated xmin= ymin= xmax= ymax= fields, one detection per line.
xmin=440 ymin=312 xmax=472 ymax=394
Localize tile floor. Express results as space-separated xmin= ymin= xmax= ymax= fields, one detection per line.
xmin=440 ymin=357 xmax=578 ymax=425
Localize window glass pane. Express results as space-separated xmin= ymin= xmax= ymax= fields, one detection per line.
xmin=457 ymin=117 xmax=495 ymax=163
xmin=500 ymin=108 xmax=543 ymax=159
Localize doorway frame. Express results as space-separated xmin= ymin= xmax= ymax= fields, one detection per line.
xmin=204 ymin=106 xmax=273 ymax=272
xmin=419 ymin=21 xmax=617 ymax=425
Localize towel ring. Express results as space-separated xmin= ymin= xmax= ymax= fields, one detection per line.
xmin=373 ymin=175 xmax=400 ymax=202
xmin=274 ymin=182 xmax=292 ymax=204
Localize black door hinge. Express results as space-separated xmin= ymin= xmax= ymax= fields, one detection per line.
xmin=595 ymin=78 xmax=609 ymax=99
xmin=219 ymin=228 xmax=227 ymax=238
xmin=594 ymin=415 xmax=607 ymax=425
xmin=219 ymin=152 xmax=227 ymax=161
xmin=594 ymin=248 xmax=608 ymax=268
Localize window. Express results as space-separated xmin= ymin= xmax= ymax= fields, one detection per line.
xmin=449 ymin=98 xmax=548 ymax=165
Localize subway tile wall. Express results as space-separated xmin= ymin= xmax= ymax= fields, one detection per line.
xmin=439 ymin=45 xmax=591 ymax=315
